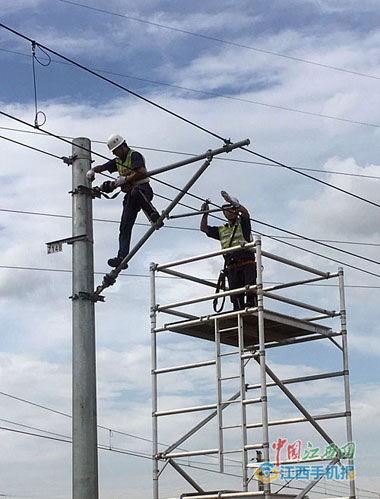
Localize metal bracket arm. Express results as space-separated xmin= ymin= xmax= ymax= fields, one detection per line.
xmin=46 ymin=234 xmax=88 ymax=254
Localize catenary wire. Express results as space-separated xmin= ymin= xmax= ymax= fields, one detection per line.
xmin=4 ymin=129 xmax=380 ymax=272
xmin=0 ymin=391 xmax=242 ymax=467
xmin=149 ymin=174 xmax=380 ymax=268
xmin=3 ymin=206 xmax=380 ymax=247
xmin=0 ymin=423 xmax=361 ymax=493
xmin=2 ymin=33 xmax=380 ymax=215
xmin=0 ymin=424 xmax=244 ymax=478
xmin=0 ymin=24 xmax=226 ymax=143
xmin=2 ymin=264 xmax=380 ymax=289
xmin=0 ymin=134 xmax=63 ymax=159
xmin=2 ymin=113 xmax=380 ymax=280
xmin=2 ymin=34 xmax=380 ymax=216
xmin=0 ymin=422 xmax=376 ymax=497
xmin=3 ymin=24 xmax=380 ymax=210
xmin=54 ymin=0 xmax=380 ymax=83
xmin=1 ymin=123 xmax=380 ymax=181
xmin=241 ymin=146 xmax=380 ymax=210
xmin=3 ymin=48 xmax=380 ymax=132
xmin=2 ymin=131 xmax=380 ymax=281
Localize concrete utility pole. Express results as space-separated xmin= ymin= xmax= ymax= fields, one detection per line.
xmin=71 ymin=138 xmax=99 ymax=499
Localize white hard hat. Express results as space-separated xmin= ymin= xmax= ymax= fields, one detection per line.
xmin=107 ymin=133 xmax=125 ymax=152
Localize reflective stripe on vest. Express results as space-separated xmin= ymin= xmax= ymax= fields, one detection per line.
xmin=115 ymin=149 xmax=145 ymax=177
xmin=218 ymin=221 xmax=253 ymax=250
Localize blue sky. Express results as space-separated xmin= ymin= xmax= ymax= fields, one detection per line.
xmin=1 ymin=0 xmax=380 ymax=498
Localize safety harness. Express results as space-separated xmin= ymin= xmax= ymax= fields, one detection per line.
xmin=212 ymin=221 xmax=239 ymax=313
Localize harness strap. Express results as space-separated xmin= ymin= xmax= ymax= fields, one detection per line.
xmin=226 ymin=260 xmax=256 ymax=270
xmin=213 ymin=221 xmax=239 ymax=313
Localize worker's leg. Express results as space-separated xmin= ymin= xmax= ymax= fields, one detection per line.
xmin=118 ymin=193 xmax=140 ymax=258
xmin=134 ymin=184 xmax=162 ymax=223
xmin=226 ymin=267 xmax=245 ymax=311
xmin=244 ymin=263 xmax=257 ymax=307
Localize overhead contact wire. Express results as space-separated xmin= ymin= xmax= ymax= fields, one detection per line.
xmin=0 ymin=24 xmax=226 ymax=143
xmin=1 ymin=128 xmax=380 ymax=280
xmin=3 ymin=24 xmax=380 ymax=210
xmin=242 ymin=147 xmax=380 ymax=210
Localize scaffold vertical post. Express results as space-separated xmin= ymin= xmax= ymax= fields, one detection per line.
xmin=338 ymin=267 xmax=356 ymax=499
xmin=214 ymin=317 xmax=224 ymax=473
xmin=238 ymin=313 xmax=249 ymax=490
xmin=151 ymin=262 xmax=159 ymax=499
xmin=71 ymin=137 xmax=99 ymax=499
xmin=255 ymin=236 xmax=270 ymax=496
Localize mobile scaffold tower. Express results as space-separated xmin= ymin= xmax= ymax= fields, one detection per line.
xmin=150 ymin=237 xmax=356 ymax=499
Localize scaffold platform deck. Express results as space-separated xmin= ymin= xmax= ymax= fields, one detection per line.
xmin=164 ymin=309 xmax=332 ymax=347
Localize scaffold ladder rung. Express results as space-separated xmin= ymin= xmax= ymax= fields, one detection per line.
xmin=214 ymin=313 xmax=252 ymax=484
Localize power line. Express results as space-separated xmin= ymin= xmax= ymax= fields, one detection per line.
xmin=54 ymin=0 xmax=380 ymax=83
xmin=2 ymin=110 xmax=380 ymax=280
xmin=0 ymin=134 xmax=62 ymax=159
xmin=2 ymin=264 xmax=380 ymax=289
xmin=3 ymin=132 xmax=380 ymax=282
xmin=3 ymin=48 xmax=380 ymax=132
xmin=2 ymin=124 xmax=380 ymax=181
xmin=2 ymin=28 xmax=380 ymax=214
xmin=0 ymin=23 xmax=380 ymax=216
xmin=4 ymin=24 xmax=380 ymax=212
xmin=151 ymin=176 xmax=380 ymax=278
xmin=0 ymin=391 xmax=241 ymax=467
xmin=3 ymin=205 xmax=380 ymax=247
xmin=242 ymin=147 xmax=380 ymax=211
xmin=0 ymin=24 xmax=226 ymax=143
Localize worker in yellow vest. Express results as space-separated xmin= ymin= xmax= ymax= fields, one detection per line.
xmin=200 ymin=192 xmax=256 ymax=311
xmin=87 ymin=134 xmax=162 ymax=269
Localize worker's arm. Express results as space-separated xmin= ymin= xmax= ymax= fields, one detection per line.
xmin=200 ymin=212 xmax=209 ymax=234
xmin=86 ymin=163 xmax=112 ymax=181
xmin=124 ymin=166 xmax=147 ymax=184
xmin=232 ymin=200 xmax=249 ymax=218
xmin=93 ymin=165 xmax=109 ymax=174
xmin=200 ymin=200 xmax=210 ymax=234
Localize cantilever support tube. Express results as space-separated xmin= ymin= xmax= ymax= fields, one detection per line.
xmin=147 ymin=138 xmax=250 ymax=177
xmin=94 ymin=156 xmax=213 ymax=296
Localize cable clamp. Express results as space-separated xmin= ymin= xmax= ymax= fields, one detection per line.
xmin=70 ymin=292 xmax=104 ymax=302
xmin=69 ymin=185 xmax=101 ymax=199
xmin=61 ymin=155 xmax=75 ymax=165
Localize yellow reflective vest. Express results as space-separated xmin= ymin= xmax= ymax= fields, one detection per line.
xmin=115 ymin=149 xmax=145 ymax=177
xmin=218 ymin=220 xmax=253 ymax=250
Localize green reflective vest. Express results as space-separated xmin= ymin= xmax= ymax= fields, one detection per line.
xmin=218 ymin=220 xmax=253 ymax=250
xmin=115 ymin=149 xmax=146 ymax=178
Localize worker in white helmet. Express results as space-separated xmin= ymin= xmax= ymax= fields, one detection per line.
xmin=200 ymin=191 xmax=256 ymax=311
xmin=87 ymin=134 xmax=162 ymax=268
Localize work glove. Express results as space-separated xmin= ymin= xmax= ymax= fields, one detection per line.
xmin=201 ymin=200 xmax=210 ymax=212
xmin=86 ymin=168 xmax=95 ymax=182
xmin=221 ymin=190 xmax=240 ymax=207
xmin=100 ymin=180 xmax=116 ymax=193
xmin=114 ymin=176 xmax=127 ymax=188
xmin=221 ymin=190 xmax=233 ymax=204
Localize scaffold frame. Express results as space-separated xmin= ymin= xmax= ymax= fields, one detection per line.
xmin=150 ymin=237 xmax=356 ymax=499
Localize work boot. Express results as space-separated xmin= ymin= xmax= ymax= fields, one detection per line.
xmin=107 ymin=257 xmax=128 ymax=269
xmin=150 ymin=211 xmax=164 ymax=229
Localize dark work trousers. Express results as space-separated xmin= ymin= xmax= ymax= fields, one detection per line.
xmin=225 ymin=262 xmax=257 ymax=311
xmin=118 ymin=183 xmax=155 ymax=258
